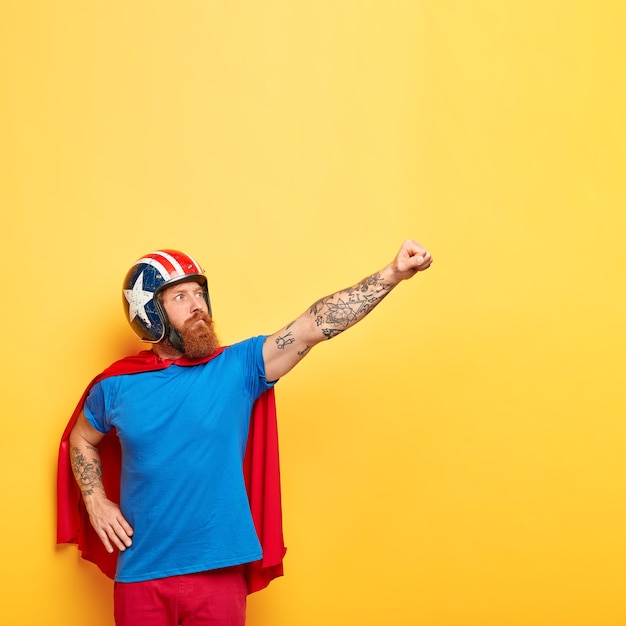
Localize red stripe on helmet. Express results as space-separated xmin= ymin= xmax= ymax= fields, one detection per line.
xmin=142 ymin=252 xmax=180 ymax=279
xmin=162 ymin=250 xmax=203 ymax=276
xmin=137 ymin=250 xmax=202 ymax=281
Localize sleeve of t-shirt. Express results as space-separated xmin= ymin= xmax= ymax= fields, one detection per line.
xmin=236 ymin=335 xmax=277 ymax=400
xmin=83 ymin=380 xmax=113 ymax=434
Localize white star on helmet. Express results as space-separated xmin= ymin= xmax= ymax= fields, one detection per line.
xmin=123 ymin=271 xmax=154 ymax=327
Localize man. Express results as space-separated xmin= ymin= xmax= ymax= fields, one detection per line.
xmin=57 ymin=239 xmax=433 ymax=625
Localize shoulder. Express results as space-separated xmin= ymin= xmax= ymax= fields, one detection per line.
xmin=224 ymin=336 xmax=267 ymax=358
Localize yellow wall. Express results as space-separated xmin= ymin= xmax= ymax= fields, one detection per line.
xmin=1 ymin=2 xmax=625 ymax=624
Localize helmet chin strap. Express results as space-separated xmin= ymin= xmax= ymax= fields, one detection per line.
xmin=167 ymin=324 xmax=186 ymax=354
xmin=154 ymin=294 xmax=187 ymax=354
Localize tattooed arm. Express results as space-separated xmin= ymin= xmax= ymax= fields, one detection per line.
xmin=69 ymin=412 xmax=134 ymax=553
xmin=263 ymin=239 xmax=433 ymax=381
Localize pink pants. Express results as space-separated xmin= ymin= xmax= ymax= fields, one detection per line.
xmin=113 ymin=567 xmax=247 ymax=626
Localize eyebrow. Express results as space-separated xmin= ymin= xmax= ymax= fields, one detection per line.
xmin=169 ymin=284 xmax=204 ymax=296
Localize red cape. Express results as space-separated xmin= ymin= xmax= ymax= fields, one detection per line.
xmin=56 ymin=348 xmax=286 ymax=594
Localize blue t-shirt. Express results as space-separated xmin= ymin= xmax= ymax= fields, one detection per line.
xmin=84 ymin=335 xmax=275 ymax=583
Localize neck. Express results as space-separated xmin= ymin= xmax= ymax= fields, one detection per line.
xmin=153 ymin=339 xmax=185 ymax=360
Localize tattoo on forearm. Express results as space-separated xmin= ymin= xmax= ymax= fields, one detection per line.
xmin=70 ymin=447 xmax=103 ymax=497
xmin=355 ymin=273 xmax=394 ymax=294
xmin=310 ymin=272 xmax=395 ymax=339
xmin=297 ymin=346 xmax=311 ymax=356
xmin=322 ymin=328 xmax=343 ymax=339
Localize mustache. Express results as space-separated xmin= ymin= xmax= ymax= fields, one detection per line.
xmin=184 ymin=311 xmax=211 ymax=327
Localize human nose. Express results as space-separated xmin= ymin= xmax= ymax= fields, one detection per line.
xmin=190 ymin=293 xmax=205 ymax=313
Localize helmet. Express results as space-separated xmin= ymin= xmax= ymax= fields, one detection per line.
xmin=122 ymin=249 xmax=212 ymax=348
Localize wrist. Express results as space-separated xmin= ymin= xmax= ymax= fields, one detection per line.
xmin=381 ymin=263 xmax=403 ymax=285
xmin=81 ymin=486 xmax=108 ymax=507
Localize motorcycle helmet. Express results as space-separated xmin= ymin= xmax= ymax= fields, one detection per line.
xmin=122 ymin=249 xmax=211 ymax=351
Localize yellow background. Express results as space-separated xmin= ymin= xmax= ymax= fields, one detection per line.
xmin=1 ymin=1 xmax=625 ymax=625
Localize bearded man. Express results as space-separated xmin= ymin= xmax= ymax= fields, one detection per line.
xmin=58 ymin=242 xmax=433 ymax=626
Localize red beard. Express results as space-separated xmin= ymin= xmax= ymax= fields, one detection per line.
xmin=177 ymin=311 xmax=221 ymax=359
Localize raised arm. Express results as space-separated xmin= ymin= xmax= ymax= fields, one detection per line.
xmin=69 ymin=412 xmax=134 ymax=553
xmin=263 ymin=239 xmax=433 ymax=381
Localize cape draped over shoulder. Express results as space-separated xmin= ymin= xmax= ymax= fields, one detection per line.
xmin=56 ymin=348 xmax=286 ymax=594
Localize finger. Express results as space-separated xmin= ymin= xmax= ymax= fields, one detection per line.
xmin=111 ymin=521 xmax=134 ymax=549
xmin=411 ymin=253 xmax=427 ymax=267
xmin=405 ymin=241 xmax=424 ymax=256
xmin=97 ymin=521 xmax=132 ymax=552
xmin=96 ymin=528 xmax=116 ymax=554
xmin=106 ymin=527 xmax=130 ymax=552
xmin=418 ymin=250 xmax=432 ymax=266
xmin=116 ymin=513 xmax=134 ymax=537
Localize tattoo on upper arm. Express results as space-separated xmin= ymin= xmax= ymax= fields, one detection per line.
xmin=70 ymin=446 xmax=103 ymax=497
xmin=275 ymin=332 xmax=295 ymax=350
